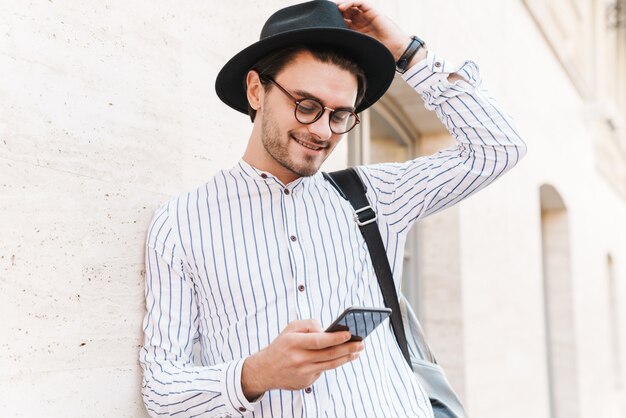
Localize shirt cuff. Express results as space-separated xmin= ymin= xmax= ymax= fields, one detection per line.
xmin=401 ymin=51 xmax=482 ymax=109
xmin=221 ymin=357 xmax=262 ymax=416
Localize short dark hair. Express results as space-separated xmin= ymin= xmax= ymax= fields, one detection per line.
xmin=245 ymin=45 xmax=367 ymax=122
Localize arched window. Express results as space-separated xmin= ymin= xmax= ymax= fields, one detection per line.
xmin=539 ymin=184 xmax=579 ymax=418
xmin=607 ymin=253 xmax=622 ymax=389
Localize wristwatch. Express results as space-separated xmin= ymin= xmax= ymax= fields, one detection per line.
xmin=395 ymin=35 xmax=425 ymax=74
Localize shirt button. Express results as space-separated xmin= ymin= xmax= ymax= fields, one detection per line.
xmin=434 ymin=61 xmax=442 ymax=68
xmin=290 ymin=235 xmax=297 ymax=242
xmin=284 ymin=188 xmax=290 ymax=195
xmin=298 ymin=284 xmax=305 ymax=292
xmin=304 ymin=387 xmax=312 ymax=394
xmin=238 ymin=406 xmax=247 ymax=412
xmin=260 ymin=173 xmax=268 ymax=179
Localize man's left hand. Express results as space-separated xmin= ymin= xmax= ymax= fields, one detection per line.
xmin=336 ymin=1 xmax=420 ymax=62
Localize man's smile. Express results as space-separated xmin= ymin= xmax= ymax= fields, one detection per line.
xmin=290 ymin=134 xmax=327 ymax=152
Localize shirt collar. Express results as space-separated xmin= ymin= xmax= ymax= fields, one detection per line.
xmin=235 ymin=159 xmax=319 ymax=193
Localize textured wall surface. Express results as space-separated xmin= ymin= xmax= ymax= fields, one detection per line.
xmin=1 ymin=1 xmax=625 ymax=417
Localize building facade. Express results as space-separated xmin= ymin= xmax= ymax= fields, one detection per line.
xmin=1 ymin=1 xmax=625 ymax=417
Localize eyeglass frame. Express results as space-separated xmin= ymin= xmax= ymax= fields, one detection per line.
xmin=259 ymin=75 xmax=360 ymax=134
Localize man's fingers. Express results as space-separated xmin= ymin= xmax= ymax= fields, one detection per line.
xmin=282 ymin=320 xmax=352 ymax=349
xmin=336 ymin=1 xmax=372 ymax=21
xmin=312 ymin=351 xmax=362 ymax=373
xmin=336 ymin=1 xmax=370 ymax=12
xmin=284 ymin=319 xmax=323 ymax=333
xmin=295 ymin=330 xmax=352 ymax=350
xmin=338 ymin=4 xmax=366 ymax=19
xmin=336 ymin=2 xmax=379 ymax=33
xmin=312 ymin=341 xmax=364 ymax=363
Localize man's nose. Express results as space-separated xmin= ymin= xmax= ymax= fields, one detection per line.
xmin=306 ymin=109 xmax=333 ymax=140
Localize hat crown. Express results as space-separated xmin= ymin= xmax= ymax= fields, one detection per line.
xmin=260 ymin=1 xmax=347 ymax=40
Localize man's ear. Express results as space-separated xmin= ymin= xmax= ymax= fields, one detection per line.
xmin=246 ymin=70 xmax=264 ymax=111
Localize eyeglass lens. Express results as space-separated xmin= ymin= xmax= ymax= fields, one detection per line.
xmin=295 ymin=99 xmax=357 ymax=134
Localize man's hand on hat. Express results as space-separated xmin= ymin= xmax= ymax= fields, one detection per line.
xmin=336 ymin=1 xmax=424 ymax=64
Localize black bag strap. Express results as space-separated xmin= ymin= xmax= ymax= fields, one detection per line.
xmin=323 ymin=168 xmax=412 ymax=366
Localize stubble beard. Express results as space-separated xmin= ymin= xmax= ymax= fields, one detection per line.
xmin=260 ymin=108 xmax=322 ymax=179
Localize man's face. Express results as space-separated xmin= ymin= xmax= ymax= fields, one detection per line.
xmin=258 ymin=51 xmax=358 ymax=181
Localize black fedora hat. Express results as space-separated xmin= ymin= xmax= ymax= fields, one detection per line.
xmin=215 ymin=0 xmax=395 ymax=115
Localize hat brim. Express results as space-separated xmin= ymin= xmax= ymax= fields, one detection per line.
xmin=215 ymin=27 xmax=395 ymax=115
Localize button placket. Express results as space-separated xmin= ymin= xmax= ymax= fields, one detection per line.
xmin=282 ymin=183 xmax=310 ymax=321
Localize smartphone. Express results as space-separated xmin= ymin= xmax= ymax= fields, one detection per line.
xmin=325 ymin=307 xmax=392 ymax=342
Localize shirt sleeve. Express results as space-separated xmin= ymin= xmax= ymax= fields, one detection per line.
xmin=139 ymin=203 xmax=261 ymax=417
xmin=357 ymin=51 xmax=528 ymax=235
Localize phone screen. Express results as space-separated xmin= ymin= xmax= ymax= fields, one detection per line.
xmin=325 ymin=307 xmax=392 ymax=341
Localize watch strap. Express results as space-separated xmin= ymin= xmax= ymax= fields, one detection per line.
xmin=396 ymin=35 xmax=425 ymax=74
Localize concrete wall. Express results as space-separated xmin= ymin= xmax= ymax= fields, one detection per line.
xmin=1 ymin=1 xmax=625 ymax=417
xmin=0 ymin=1 xmax=264 ymax=415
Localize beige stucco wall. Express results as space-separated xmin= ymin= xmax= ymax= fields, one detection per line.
xmin=1 ymin=1 xmax=624 ymax=417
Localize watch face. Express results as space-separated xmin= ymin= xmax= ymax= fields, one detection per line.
xmin=396 ymin=59 xmax=409 ymax=74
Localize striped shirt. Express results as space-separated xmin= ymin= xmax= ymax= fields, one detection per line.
xmin=140 ymin=53 xmax=527 ymax=417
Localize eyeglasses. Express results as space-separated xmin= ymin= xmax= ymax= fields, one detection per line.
xmin=260 ymin=76 xmax=360 ymax=135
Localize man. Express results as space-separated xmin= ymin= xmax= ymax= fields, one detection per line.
xmin=139 ymin=1 xmax=527 ymax=417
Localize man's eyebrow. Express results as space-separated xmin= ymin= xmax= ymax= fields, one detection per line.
xmin=292 ymin=88 xmax=356 ymax=111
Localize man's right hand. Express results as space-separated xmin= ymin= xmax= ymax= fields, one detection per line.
xmin=241 ymin=319 xmax=364 ymax=400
